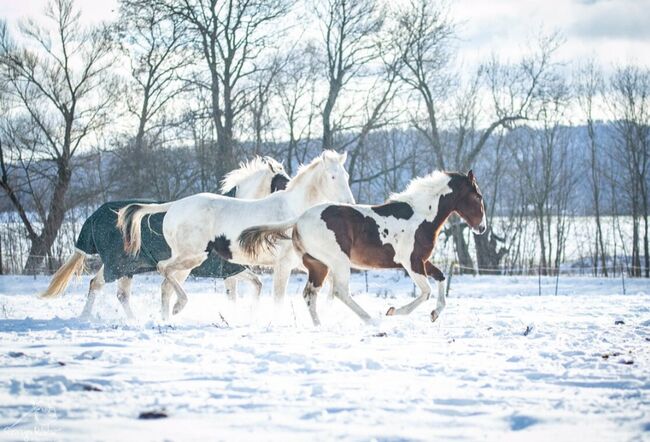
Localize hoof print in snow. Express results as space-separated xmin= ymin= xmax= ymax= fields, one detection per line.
xmin=615 ymin=320 xmax=625 ymax=325
xmin=430 ymin=311 xmax=439 ymax=322
xmin=80 ymin=384 xmax=102 ymax=392
xmin=619 ymin=359 xmax=634 ymax=365
xmin=57 ymin=361 xmax=66 ymax=366
xmin=8 ymin=351 xmax=26 ymax=358
xmin=602 ymin=352 xmax=622 ymax=360
xmin=373 ymin=332 xmax=388 ymax=337
xmin=386 ymin=307 xmax=396 ymax=316
xmin=138 ymin=410 xmax=168 ymax=420
xmin=523 ymin=325 xmax=533 ymax=336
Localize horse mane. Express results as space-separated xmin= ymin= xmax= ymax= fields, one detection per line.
xmin=285 ymin=150 xmax=339 ymax=192
xmin=390 ymin=171 xmax=453 ymax=212
xmin=220 ymin=156 xmax=283 ymax=194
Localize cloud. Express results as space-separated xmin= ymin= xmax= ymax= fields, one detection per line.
xmin=568 ymin=0 xmax=650 ymax=41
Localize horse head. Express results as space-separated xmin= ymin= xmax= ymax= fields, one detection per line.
xmin=452 ymin=170 xmax=487 ymax=235
xmin=262 ymin=157 xmax=290 ymax=192
xmin=319 ymin=150 xmax=355 ymax=205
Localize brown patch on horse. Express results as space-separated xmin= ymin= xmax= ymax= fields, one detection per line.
xmin=424 ymin=261 xmax=445 ymax=281
xmin=303 ymin=253 xmax=329 ymax=287
xmin=371 ymin=201 xmax=413 ymax=220
xmin=409 ymin=189 xmax=457 ymax=274
xmin=321 ymin=205 xmax=401 ymax=269
xmin=206 ymin=234 xmax=232 ymax=260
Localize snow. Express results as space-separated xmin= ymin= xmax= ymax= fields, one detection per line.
xmin=0 ymin=271 xmax=648 ymax=441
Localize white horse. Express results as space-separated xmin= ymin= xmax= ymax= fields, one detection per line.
xmin=117 ymin=150 xmax=355 ymax=319
xmin=239 ymin=171 xmax=487 ymax=326
xmin=41 ymin=156 xmax=290 ymax=319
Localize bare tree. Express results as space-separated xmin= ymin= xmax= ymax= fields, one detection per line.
xmin=391 ymin=0 xmax=562 ymax=270
xmin=315 ymin=0 xmax=384 ymax=150
xmin=513 ymin=80 xmax=576 ymax=275
xmin=275 ymin=43 xmax=320 ymax=174
xmin=576 ymin=61 xmax=608 ymax=275
xmin=608 ymin=65 xmax=650 ymax=277
xmin=0 ymin=0 xmax=117 ymax=273
xmin=117 ymin=0 xmax=191 ymax=194
xmin=158 ymin=0 xmax=291 ymax=180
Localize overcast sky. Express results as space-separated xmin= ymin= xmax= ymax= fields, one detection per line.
xmin=451 ymin=0 xmax=650 ymax=70
xmin=3 ymin=0 xmax=649 ymax=71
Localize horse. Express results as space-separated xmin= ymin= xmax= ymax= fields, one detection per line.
xmin=239 ymin=170 xmax=486 ymax=326
xmin=117 ymin=150 xmax=355 ymax=320
xmin=40 ymin=156 xmax=290 ymax=320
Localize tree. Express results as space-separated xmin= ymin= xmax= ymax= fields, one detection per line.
xmin=0 ymin=0 xmax=117 ymax=273
xmin=390 ymin=0 xmax=562 ymax=271
xmin=608 ymin=65 xmax=650 ymax=277
xmin=576 ymin=61 xmax=608 ymax=275
xmin=315 ymin=0 xmax=384 ymax=150
xmin=274 ymin=43 xmax=320 ymax=174
xmin=513 ymin=80 xmax=576 ymax=275
xmin=159 ymin=0 xmax=291 ymax=181
xmin=116 ymin=0 xmax=191 ymax=195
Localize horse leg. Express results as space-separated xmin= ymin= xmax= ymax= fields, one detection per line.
xmin=160 ymin=279 xmax=173 ymax=321
xmin=224 ymin=276 xmax=237 ymax=303
xmin=330 ymin=262 xmax=373 ymax=325
xmin=157 ymin=253 xmax=206 ymax=318
xmin=272 ymin=252 xmax=295 ymax=305
xmin=171 ymin=269 xmax=192 ymax=315
xmin=236 ymin=269 xmax=262 ymax=302
xmin=425 ymin=261 xmax=446 ymax=322
xmin=116 ymin=276 xmax=135 ymax=320
xmin=386 ymin=265 xmax=431 ymax=316
xmin=327 ymin=275 xmax=336 ymax=302
xmin=79 ymin=266 xmax=105 ymax=319
xmin=301 ymin=254 xmax=329 ymax=326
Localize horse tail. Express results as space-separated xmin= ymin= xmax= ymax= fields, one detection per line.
xmin=238 ymin=218 xmax=298 ymax=259
xmin=116 ymin=202 xmax=172 ymax=255
xmin=40 ymin=249 xmax=86 ymax=299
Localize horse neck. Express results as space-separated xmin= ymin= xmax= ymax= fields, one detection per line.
xmin=237 ymin=170 xmax=270 ymax=199
xmin=283 ymin=169 xmax=325 ymax=214
xmin=428 ymin=199 xmax=456 ymax=244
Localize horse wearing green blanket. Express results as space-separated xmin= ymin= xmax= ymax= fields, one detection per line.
xmin=41 ymin=157 xmax=289 ymax=319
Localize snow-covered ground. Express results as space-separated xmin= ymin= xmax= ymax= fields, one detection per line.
xmin=0 ymin=271 xmax=648 ymax=441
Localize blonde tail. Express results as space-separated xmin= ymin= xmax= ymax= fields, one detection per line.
xmin=40 ymin=250 xmax=86 ymax=299
xmin=116 ymin=202 xmax=172 ymax=255
xmin=238 ymin=219 xmax=297 ymax=259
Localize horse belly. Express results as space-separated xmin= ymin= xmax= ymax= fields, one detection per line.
xmin=349 ymin=242 xmax=401 ymax=269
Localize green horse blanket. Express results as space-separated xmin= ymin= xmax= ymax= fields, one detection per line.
xmin=75 ymin=200 xmax=246 ymax=283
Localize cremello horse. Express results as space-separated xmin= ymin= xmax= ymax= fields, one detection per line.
xmin=117 ymin=150 xmax=355 ymax=319
xmin=240 ymin=170 xmax=486 ymax=326
xmin=41 ymin=156 xmax=290 ymax=319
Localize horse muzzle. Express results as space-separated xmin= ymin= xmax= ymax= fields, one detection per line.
xmin=472 ymin=214 xmax=487 ymax=235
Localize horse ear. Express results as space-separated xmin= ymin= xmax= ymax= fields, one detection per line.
xmin=467 ymin=169 xmax=474 ymax=181
xmin=340 ymin=151 xmax=348 ymax=164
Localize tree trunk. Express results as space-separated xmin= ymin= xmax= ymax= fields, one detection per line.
xmin=23 ymin=163 xmax=71 ymax=274
xmin=451 ymin=220 xmax=474 ymax=273
xmin=474 ymin=228 xmax=507 ymax=275
xmin=23 ymin=237 xmax=49 ymax=275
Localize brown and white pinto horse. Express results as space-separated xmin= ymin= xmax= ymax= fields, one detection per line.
xmin=239 ymin=170 xmax=486 ymax=325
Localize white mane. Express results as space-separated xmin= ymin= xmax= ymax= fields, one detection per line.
xmin=220 ymin=156 xmax=284 ymax=194
xmin=285 ymin=150 xmax=342 ymax=192
xmin=390 ymin=171 xmax=452 ymax=213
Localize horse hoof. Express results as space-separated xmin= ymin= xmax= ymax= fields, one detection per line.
xmin=430 ymin=310 xmax=439 ymax=322
xmin=172 ymin=301 xmax=187 ymax=315
xmin=386 ymin=307 xmax=396 ymax=316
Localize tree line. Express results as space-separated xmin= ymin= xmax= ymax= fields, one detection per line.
xmin=0 ymin=0 xmax=648 ymax=277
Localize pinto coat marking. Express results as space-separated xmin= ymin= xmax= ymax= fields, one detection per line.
xmin=258 ymin=170 xmax=487 ymax=325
